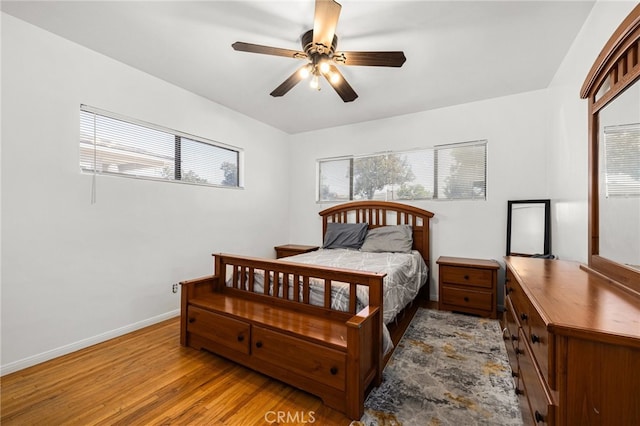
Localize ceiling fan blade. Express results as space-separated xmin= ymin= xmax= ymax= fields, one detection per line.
xmin=270 ymin=65 xmax=310 ymax=97
xmin=334 ymin=51 xmax=407 ymax=67
xmin=324 ymin=65 xmax=358 ymax=102
xmin=232 ymin=42 xmax=306 ymax=59
xmin=313 ymin=0 xmax=342 ymax=52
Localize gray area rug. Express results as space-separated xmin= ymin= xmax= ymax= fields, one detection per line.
xmin=352 ymin=309 xmax=523 ymax=426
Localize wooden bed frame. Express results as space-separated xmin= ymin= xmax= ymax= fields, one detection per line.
xmin=180 ymin=201 xmax=434 ymax=419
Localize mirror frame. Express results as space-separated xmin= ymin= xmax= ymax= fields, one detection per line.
xmin=506 ymin=199 xmax=551 ymax=257
xmin=580 ymin=4 xmax=640 ymax=294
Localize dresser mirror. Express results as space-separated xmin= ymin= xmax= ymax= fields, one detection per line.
xmin=581 ymin=4 xmax=640 ymax=293
xmin=597 ymin=82 xmax=639 ymax=270
xmin=506 ymin=199 xmax=551 ymax=257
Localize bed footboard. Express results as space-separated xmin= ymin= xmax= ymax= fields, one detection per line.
xmin=180 ymin=253 xmax=386 ymax=419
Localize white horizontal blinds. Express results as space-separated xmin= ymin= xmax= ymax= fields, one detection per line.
xmin=604 ymin=123 xmax=640 ymax=197
xmin=79 ymin=106 xmax=241 ymax=188
xmin=351 ymin=152 xmax=431 ymax=200
xmin=80 ymin=110 xmax=174 ymax=179
xmin=181 ymin=137 xmax=239 ymax=186
xmin=435 ymin=140 xmax=487 ymax=200
xmin=394 ymin=150 xmax=434 ymax=200
xmin=319 ymin=158 xmax=351 ymax=201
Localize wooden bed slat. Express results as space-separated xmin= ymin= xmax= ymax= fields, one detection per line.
xmin=324 ymin=279 xmax=331 ymax=308
xmin=303 ymin=276 xmax=310 ymax=304
xmin=349 ymin=284 xmax=357 ymax=313
xmin=248 ymin=267 xmax=255 ymax=292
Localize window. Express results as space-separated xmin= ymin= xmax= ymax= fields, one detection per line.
xmin=317 ymin=141 xmax=486 ymax=202
xmin=603 ymin=123 xmax=640 ymax=197
xmin=434 ymin=141 xmax=486 ymax=200
xmin=80 ymin=105 xmax=242 ymax=188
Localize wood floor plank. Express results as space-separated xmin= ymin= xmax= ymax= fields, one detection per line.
xmin=1 ymin=317 xmax=351 ymax=425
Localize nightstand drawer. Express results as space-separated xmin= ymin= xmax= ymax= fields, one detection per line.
xmin=441 ymin=285 xmax=493 ymax=311
xmin=439 ymin=265 xmax=493 ymax=289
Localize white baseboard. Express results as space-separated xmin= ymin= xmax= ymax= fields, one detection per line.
xmin=0 ymin=309 xmax=180 ymax=376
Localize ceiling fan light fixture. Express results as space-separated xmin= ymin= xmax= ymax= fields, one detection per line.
xmin=310 ymin=74 xmax=320 ymax=90
xmin=319 ymin=60 xmax=330 ymax=74
xmin=329 ymin=72 xmax=340 ymax=84
xmin=299 ymin=65 xmax=311 ymax=79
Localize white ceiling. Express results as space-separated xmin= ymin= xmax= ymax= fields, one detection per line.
xmin=2 ymin=0 xmax=595 ymax=134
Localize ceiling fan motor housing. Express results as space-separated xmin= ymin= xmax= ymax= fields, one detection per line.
xmin=302 ymin=29 xmax=338 ymax=59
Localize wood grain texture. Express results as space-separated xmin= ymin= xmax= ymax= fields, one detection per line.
xmin=504 ymin=256 xmax=640 ymax=425
xmin=437 ymin=256 xmax=499 ymax=318
xmin=0 ymin=318 xmax=351 ymax=425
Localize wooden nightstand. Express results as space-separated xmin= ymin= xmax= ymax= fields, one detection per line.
xmin=436 ymin=256 xmax=500 ymax=319
xmin=274 ymin=244 xmax=319 ymax=259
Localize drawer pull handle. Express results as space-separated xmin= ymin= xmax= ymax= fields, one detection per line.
xmin=515 ymin=388 xmax=524 ymax=396
xmin=511 ymin=371 xmax=519 ymax=378
xmin=516 ymin=348 xmax=525 ymax=355
xmin=534 ymin=411 xmax=544 ymax=423
xmin=237 ymin=334 xmax=245 ymax=342
xmin=520 ymin=313 xmax=528 ymax=321
xmin=511 ymin=334 xmax=519 ymax=342
xmin=255 ymin=341 xmax=263 ymax=348
xmin=531 ymin=334 xmax=540 ymax=344
xmin=506 ymin=287 xmax=513 ymax=294
xmin=330 ymin=367 xmax=338 ymax=375
xmin=464 ymin=296 xmax=470 ymax=302
xmin=188 ymin=317 xmax=195 ymax=323
xmin=464 ymin=275 xmax=469 ymax=280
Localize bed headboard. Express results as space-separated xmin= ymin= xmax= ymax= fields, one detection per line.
xmin=319 ymin=201 xmax=434 ymax=265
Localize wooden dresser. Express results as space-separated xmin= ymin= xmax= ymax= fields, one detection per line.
xmin=437 ymin=256 xmax=499 ymax=319
xmin=503 ymin=256 xmax=640 ymax=425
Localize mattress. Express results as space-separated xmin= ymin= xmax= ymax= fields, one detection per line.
xmin=284 ymin=248 xmax=428 ymax=324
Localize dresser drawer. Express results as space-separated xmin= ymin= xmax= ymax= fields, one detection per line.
xmin=187 ymin=306 xmax=250 ymax=355
xmin=519 ymin=329 xmax=556 ymax=426
xmin=252 ymin=326 xmax=346 ymax=391
xmin=526 ymin=303 xmax=553 ymax=388
xmin=503 ymin=298 xmax=520 ymax=374
xmin=506 ymin=270 xmax=528 ymax=326
xmin=518 ymin=330 xmax=555 ymax=425
xmin=440 ymin=265 xmax=493 ymax=289
xmin=441 ymin=285 xmax=493 ymax=312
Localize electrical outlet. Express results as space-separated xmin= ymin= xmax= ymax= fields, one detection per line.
xmin=172 ymin=283 xmax=178 ymax=294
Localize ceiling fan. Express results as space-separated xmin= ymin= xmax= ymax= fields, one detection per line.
xmin=231 ymin=0 xmax=406 ymax=102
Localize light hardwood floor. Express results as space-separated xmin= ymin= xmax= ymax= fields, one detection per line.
xmin=1 ymin=317 xmax=352 ymax=425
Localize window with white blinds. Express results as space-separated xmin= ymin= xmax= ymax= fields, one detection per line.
xmin=317 ymin=140 xmax=486 ymax=202
xmin=603 ymin=123 xmax=640 ymax=197
xmin=435 ymin=141 xmax=487 ymax=200
xmin=79 ymin=105 xmax=242 ymax=188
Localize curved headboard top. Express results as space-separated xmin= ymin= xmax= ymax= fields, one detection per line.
xmin=319 ymin=201 xmax=434 ymax=265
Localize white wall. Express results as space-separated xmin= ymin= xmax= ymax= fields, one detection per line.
xmin=288 ymin=90 xmax=551 ymax=304
xmin=547 ymin=0 xmax=637 ymax=262
xmin=0 ymin=14 xmax=291 ymax=374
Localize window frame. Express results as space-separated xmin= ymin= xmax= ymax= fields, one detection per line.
xmin=80 ymin=105 xmax=244 ymax=189
xmin=316 ymin=140 xmax=487 ymax=203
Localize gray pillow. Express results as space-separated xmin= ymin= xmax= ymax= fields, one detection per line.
xmin=360 ymin=225 xmax=413 ymax=253
xmin=323 ymin=222 xmax=369 ymax=249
